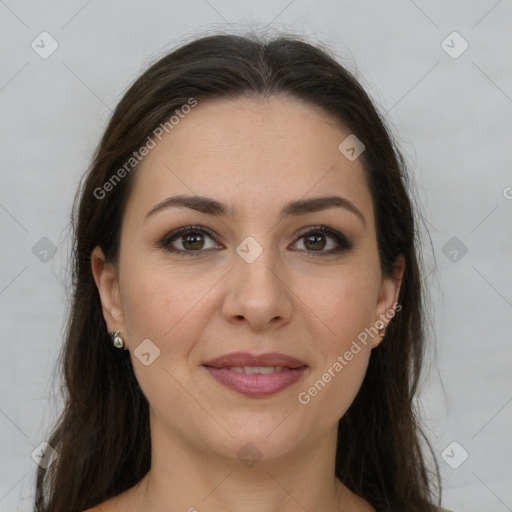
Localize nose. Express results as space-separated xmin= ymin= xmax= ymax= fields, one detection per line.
xmin=220 ymin=242 xmax=293 ymax=332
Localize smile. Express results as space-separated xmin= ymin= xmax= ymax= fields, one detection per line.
xmin=202 ymin=351 xmax=309 ymax=397
xmin=203 ymin=366 xmax=308 ymax=397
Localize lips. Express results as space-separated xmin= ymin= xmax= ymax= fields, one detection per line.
xmin=202 ymin=352 xmax=308 ymax=397
xmin=202 ymin=351 xmax=307 ymax=369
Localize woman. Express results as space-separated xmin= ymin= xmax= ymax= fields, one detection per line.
xmin=34 ymin=32 xmax=447 ymax=512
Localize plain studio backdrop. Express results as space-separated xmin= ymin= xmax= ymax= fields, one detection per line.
xmin=1 ymin=1 xmax=511 ymax=511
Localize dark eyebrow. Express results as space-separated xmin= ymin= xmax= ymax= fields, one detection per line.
xmin=145 ymin=194 xmax=366 ymax=228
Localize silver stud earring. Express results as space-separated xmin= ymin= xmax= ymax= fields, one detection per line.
xmin=110 ymin=331 xmax=126 ymax=349
xmin=378 ymin=325 xmax=387 ymax=338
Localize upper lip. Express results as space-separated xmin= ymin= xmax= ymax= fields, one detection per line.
xmin=202 ymin=352 xmax=307 ymax=369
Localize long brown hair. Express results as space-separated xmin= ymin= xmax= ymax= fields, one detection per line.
xmin=35 ymin=31 xmax=441 ymax=512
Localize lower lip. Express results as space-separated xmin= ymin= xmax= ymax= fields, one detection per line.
xmin=203 ymin=366 xmax=308 ymax=397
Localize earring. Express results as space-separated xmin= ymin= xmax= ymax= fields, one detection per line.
xmin=110 ymin=331 xmax=126 ymax=349
xmin=378 ymin=325 xmax=387 ymax=338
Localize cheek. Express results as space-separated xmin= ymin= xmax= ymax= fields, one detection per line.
xmin=299 ymin=297 xmax=373 ymax=428
xmin=119 ymin=256 xmax=204 ymax=341
xmin=296 ymin=317 xmax=372 ymax=441
xmin=298 ymin=268 xmax=378 ymax=413
xmin=311 ymin=266 xmax=380 ymax=350
xmin=118 ymin=265 xmax=206 ymax=410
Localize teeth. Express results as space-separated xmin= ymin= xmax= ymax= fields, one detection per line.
xmin=225 ymin=366 xmax=285 ymax=374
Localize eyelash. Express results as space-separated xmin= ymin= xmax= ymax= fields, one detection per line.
xmin=158 ymin=225 xmax=353 ymax=257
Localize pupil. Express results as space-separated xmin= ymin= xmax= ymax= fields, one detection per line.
xmin=183 ymin=234 xmax=203 ymax=250
xmin=305 ymin=234 xmax=325 ymax=251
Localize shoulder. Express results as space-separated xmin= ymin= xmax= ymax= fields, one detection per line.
xmin=81 ymin=491 xmax=130 ymax=512
xmin=81 ymin=501 xmax=114 ymax=512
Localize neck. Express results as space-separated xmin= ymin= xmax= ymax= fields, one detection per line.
xmin=127 ymin=415 xmax=370 ymax=512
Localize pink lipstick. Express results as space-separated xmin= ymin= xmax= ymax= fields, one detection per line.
xmin=202 ymin=352 xmax=308 ymax=398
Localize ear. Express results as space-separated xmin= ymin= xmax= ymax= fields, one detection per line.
xmin=371 ymin=254 xmax=405 ymax=348
xmin=91 ymin=246 xmax=126 ymax=335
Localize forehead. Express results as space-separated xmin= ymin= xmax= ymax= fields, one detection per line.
xmin=126 ymin=96 xmax=373 ymax=224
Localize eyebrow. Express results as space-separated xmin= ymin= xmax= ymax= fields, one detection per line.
xmin=144 ymin=194 xmax=366 ymax=227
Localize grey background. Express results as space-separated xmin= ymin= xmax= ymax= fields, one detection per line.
xmin=1 ymin=1 xmax=511 ymax=510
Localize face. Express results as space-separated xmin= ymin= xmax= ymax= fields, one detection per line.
xmin=92 ymin=96 xmax=403 ymax=463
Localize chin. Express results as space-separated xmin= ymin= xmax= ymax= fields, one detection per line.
xmin=200 ymin=415 xmax=308 ymax=464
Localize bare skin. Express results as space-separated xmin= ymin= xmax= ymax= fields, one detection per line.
xmin=89 ymin=96 xmax=404 ymax=512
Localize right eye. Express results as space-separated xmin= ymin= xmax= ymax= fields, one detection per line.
xmin=159 ymin=225 xmax=224 ymax=256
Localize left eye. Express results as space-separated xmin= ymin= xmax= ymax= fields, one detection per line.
xmin=291 ymin=226 xmax=353 ymax=255
xmin=293 ymin=231 xmax=339 ymax=252
xmin=159 ymin=225 xmax=352 ymax=257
